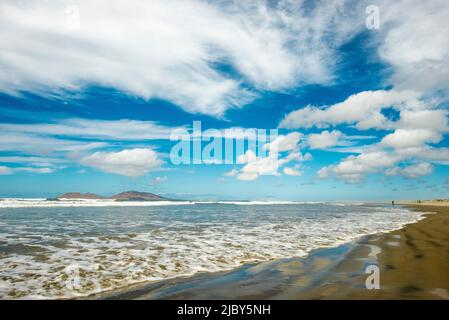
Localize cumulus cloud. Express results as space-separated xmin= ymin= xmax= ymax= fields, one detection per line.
xmin=307 ymin=130 xmax=375 ymax=151
xmin=307 ymin=130 xmax=344 ymax=149
xmin=385 ymin=163 xmax=434 ymax=179
xmin=279 ymin=90 xmax=424 ymax=130
xmin=318 ymin=151 xmax=401 ymax=183
xmin=411 ymin=147 xmax=449 ymax=165
xmin=396 ymin=109 xmax=448 ymax=133
xmin=283 ymin=89 xmax=447 ymax=182
xmin=0 ymin=0 xmax=365 ymax=116
xmin=381 ymin=129 xmax=442 ymax=149
xmin=402 ymin=163 xmax=434 ymax=179
xmin=237 ymin=151 xmax=281 ymax=180
xmin=263 ymin=132 xmax=303 ymax=153
xmin=318 ymin=149 xmax=437 ymax=182
xmin=230 ymin=132 xmax=311 ymax=181
xmin=79 ymin=148 xmax=162 ymax=177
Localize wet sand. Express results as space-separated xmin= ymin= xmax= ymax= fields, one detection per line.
xmin=97 ymin=204 xmax=449 ymax=300
xmin=297 ymin=204 xmax=449 ymax=299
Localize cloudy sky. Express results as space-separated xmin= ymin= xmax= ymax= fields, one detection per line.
xmin=1 ymin=0 xmax=449 ymax=200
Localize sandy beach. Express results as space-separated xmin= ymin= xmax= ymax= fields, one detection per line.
xmin=97 ymin=204 xmax=449 ymax=300
xmin=298 ymin=204 xmax=449 ymax=299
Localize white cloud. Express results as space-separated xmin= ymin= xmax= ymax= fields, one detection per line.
xmin=0 ymin=118 xmax=181 ymax=141
xmin=318 ymin=147 xmax=438 ymax=182
xmin=236 ymin=172 xmax=259 ymax=181
xmin=307 ymin=130 xmax=344 ymax=149
xmin=381 ymin=129 xmax=442 ymax=149
xmin=279 ymin=90 xmax=423 ymax=130
xmin=236 ymin=150 xmax=258 ymax=164
xmin=385 ymin=167 xmax=401 ymax=177
xmin=150 ymin=176 xmax=168 ymax=185
xmin=319 ymin=151 xmax=401 ymax=183
xmin=0 ymin=117 xmax=183 ymax=173
xmin=384 ymin=163 xmax=434 ymax=179
xmin=0 ymin=0 xmax=365 ymax=115
xmin=79 ymin=148 xmax=162 ymax=177
xmin=283 ymin=88 xmax=447 ymax=183
xmin=396 ymin=109 xmax=448 ymax=132
xmin=273 ymin=1 xmax=449 ymax=184
xmin=231 ymin=135 xmax=311 ymax=181
xmin=238 ymin=152 xmax=281 ymax=179
xmin=16 ymin=167 xmax=55 ymax=174
xmin=317 ymin=166 xmax=330 ymax=179
xmin=283 ymin=167 xmax=302 ymax=176
xmin=0 ymin=166 xmax=13 ymax=175
xmin=263 ymin=131 xmax=303 ymax=153
xmin=401 ymin=163 xmax=434 ymax=179
xmin=0 ymin=132 xmax=106 ymax=155
xmin=412 ymin=147 xmax=449 ymax=164
xmin=224 ymin=168 xmax=239 ymax=177
xmin=0 ymin=156 xmax=65 ymax=167
xmin=378 ymin=0 xmax=449 ymax=96
xmin=0 ymin=165 xmax=54 ymax=175
xmin=277 ymin=1 xmax=449 ymax=183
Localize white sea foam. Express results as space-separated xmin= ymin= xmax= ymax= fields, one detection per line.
xmin=0 ymin=199 xmax=196 ymax=208
xmin=0 ymin=199 xmax=325 ymax=208
xmin=194 ymin=200 xmax=309 ymax=205
xmin=0 ymin=203 xmax=423 ymax=299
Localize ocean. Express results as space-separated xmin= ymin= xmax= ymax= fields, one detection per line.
xmin=0 ymin=200 xmax=422 ymax=299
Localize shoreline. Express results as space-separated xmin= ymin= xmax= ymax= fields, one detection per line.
xmin=94 ymin=204 xmax=449 ymax=300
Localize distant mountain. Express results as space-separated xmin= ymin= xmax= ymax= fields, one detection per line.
xmin=56 ymin=192 xmax=104 ymax=199
xmin=55 ymin=191 xmax=169 ymax=201
xmin=111 ymin=191 xmax=167 ymax=201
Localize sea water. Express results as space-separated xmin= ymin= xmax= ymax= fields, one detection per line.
xmin=0 ymin=200 xmax=422 ymax=299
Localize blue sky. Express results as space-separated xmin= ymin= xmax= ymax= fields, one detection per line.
xmin=1 ymin=0 xmax=449 ymax=200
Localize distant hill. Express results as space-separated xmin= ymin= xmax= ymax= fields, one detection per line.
xmin=57 ymin=192 xmax=104 ymax=199
xmin=111 ymin=191 xmax=167 ymax=201
xmin=55 ymin=190 xmax=168 ymax=201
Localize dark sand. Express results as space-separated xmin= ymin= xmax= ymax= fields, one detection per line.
xmin=98 ymin=205 xmax=449 ymax=300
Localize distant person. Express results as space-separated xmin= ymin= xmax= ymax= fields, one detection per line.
xmin=392 ymin=200 xmax=395 ymax=207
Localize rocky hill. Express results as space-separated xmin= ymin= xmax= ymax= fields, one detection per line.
xmin=111 ymin=191 xmax=166 ymax=201
xmin=55 ymin=191 xmax=167 ymax=201
xmin=56 ymin=192 xmax=104 ymax=199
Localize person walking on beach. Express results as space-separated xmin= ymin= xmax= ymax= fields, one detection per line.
xmin=392 ymin=200 xmax=395 ymax=207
